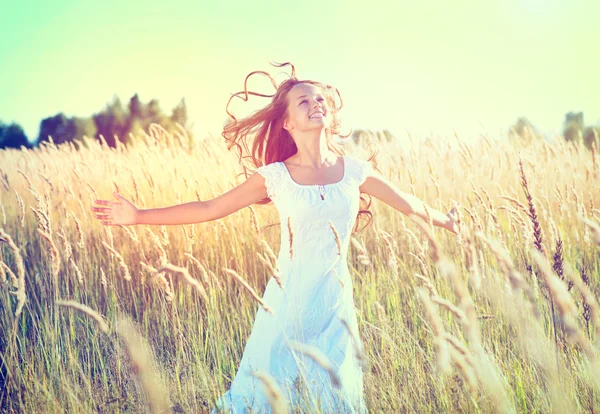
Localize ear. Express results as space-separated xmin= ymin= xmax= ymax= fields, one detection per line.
xmin=282 ymin=117 xmax=293 ymax=131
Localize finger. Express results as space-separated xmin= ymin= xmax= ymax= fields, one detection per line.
xmin=101 ymin=221 xmax=112 ymax=226
xmin=94 ymin=200 xmax=110 ymax=206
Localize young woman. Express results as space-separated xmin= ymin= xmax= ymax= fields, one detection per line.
xmin=91 ymin=63 xmax=458 ymax=413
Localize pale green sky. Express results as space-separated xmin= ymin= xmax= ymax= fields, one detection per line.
xmin=1 ymin=0 xmax=599 ymax=144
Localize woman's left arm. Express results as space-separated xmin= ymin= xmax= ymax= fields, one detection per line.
xmin=359 ymin=170 xmax=459 ymax=234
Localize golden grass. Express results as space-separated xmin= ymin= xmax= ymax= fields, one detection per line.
xmin=0 ymin=128 xmax=599 ymax=412
xmin=223 ymin=267 xmax=274 ymax=314
xmin=56 ymin=299 xmax=110 ymax=333
xmin=251 ymin=370 xmax=289 ymax=414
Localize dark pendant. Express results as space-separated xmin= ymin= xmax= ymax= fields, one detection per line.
xmin=318 ymin=185 xmax=325 ymax=200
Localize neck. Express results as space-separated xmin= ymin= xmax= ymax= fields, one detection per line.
xmin=289 ymin=129 xmax=337 ymax=168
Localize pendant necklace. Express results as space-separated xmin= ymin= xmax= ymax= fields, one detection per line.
xmin=318 ymin=184 xmax=325 ymax=200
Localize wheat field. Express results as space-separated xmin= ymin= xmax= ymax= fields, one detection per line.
xmin=1 ymin=126 xmax=599 ymax=413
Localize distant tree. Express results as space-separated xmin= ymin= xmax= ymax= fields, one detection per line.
xmin=563 ymin=111 xmax=584 ymax=143
xmin=15 ymin=94 xmax=194 ymax=151
xmin=170 ymin=98 xmax=189 ymax=129
xmin=128 ymin=94 xmax=145 ymax=119
xmin=123 ymin=95 xmax=192 ymax=145
xmin=583 ymin=126 xmax=600 ymax=150
xmin=38 ymin=113 xmax=71 ymax=145
xmin=0 ymin=121 xmax=31 ymax=149
xmin=351 ymin=129 xmax=393 ymax=145
xmin=93 ymin=96 xmax=129 ymax=147
xmin=72 ymin=117 xmax=97 ymax=148
xmin=509 ymin=117 xmax=542 ymax=145
xmin=145 ymin=99 xmax=170 ymax=127
xmin=37 ymin=114 xmax=96 ymax=146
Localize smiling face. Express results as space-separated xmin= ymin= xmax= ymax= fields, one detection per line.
xmin=283 ymin=82 xmax=332 ymax=134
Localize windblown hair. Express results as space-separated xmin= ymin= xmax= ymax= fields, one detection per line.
xmin=222 ymin=62 xmax=376 ymax=233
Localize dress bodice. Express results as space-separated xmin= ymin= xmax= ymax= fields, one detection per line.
xmin=256 ymin=155 xmax=372 ymax=273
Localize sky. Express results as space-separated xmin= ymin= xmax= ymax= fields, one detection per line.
xmin=1 ymin=0 xmax=599 ymax=145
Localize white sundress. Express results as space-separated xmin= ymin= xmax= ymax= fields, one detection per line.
xmin=210 ymin=154 xmax=372 ymax=413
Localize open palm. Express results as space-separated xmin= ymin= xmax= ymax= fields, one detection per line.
xmin=91 ymin=192 xmax=139 ymax=226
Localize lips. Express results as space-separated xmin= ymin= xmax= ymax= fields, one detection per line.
xmin=309 ymin=111 xmax=325 ymax=119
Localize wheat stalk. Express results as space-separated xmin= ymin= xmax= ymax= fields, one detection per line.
xmin=431 ymin=296 xmax=469 ymax=325
xmin=286 ymin=340 xmax=341 ymax=388
xmin=409 ymin=214 xmax=441 ymax=263
xmin=328 ymin=221 xmax=342 ymax=256
xmin=101 ymin=241 xmax=131 ymax=281
xmin=146 ymin=228 xmax=167 ymax=265
xmin=350 ymin=237 xmax=370 ymax=265
xmin=56 ymin=299 xmax=109 ymax=333
xmin=16 ymin=169 xmax=32 ymax=189
xmin=119 ymin=225 xmax=140 ymax=244
xmin=476 ymin=232 xmax=540 ymax=320
xmin=423 ymin=203 xmax=434 ymax=232
xmin=69 ymin=258 xmax=84 ymax=285
xmin=257 ymin=252 xmax=284 ymax=289
xmin=37 ymin=229 xmax=61 ymax=283
xmin=448 ymin=347 xmax=478 ymax=394
xmin=248 ymin=205 xmax=261 ymax=234
xmin=0 ymin=260 xmax=18 ymax=288
xmin=156 ymin=262 xmax=209 ymax=303
xmin=565 ymin=263 xmax=600 ymax=338
xmin=56 ymin=226 xmax=73 ymax=264
xmin=417 ymin=288 xmax=450 ymax=374
xmin=499 ymin=195 xmax=529 ymax=216
xmin=530 ymin=249 xmax=596 ymax=361
xmin=414 ymin=273 xmax=437 ymax=297
xmin=0 ymin=199 xmax=5 ymax=228
xmin=69 ymin=212 xmax=85 ymax=249
xmin=222 ymin=268 xmax=274 ymax=314
xmin=579 ymin=215 xmax=600 ymax=246
xmin=115 ymin=317 xmax=171 ymax=413
xmin=14 ymin=191 xmax=26 ymax=228
xmin=340 ymin=317 xmax=369 ymax=370
xmin=260 ymin=239 xmax=280 ymax=272
xmin=437 ymin=259 xmax=481 ymax=347
xmin=519 ymin=159 xmax=545 ymax=256
xmin=184 ymin=252 xmax=222 ymax=291
xmin=141 ymin=261 xmax=174 ymax=301
xmin=251 ymin=370 xmax=289 ymax=414
xmin=287 ymin=217 xmax=294 ymax=260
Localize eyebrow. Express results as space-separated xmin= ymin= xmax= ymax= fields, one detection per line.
xmin=296 ymin=94 xmax=323 ymax=100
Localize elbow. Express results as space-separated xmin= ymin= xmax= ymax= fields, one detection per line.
xmin=200 ymin=200 xmax=218 ymax=223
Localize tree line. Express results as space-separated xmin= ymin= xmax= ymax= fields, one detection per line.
xmin=1 ymin=101 xmax=598 ymax=151
xmin=0 ymin=94 xmax=191 ymax=150
xmin=509 ymin=112 xmax=599 ymax=150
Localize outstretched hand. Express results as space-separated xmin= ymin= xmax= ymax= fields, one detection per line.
xmin=446 ymin=202 xmax=460 ymax=235
xmin=91 ymin=192 xmax=139 ymax=226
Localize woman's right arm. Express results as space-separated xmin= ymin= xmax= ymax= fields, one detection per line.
xmin=92 ymin=172 xmax=268 ymax=226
